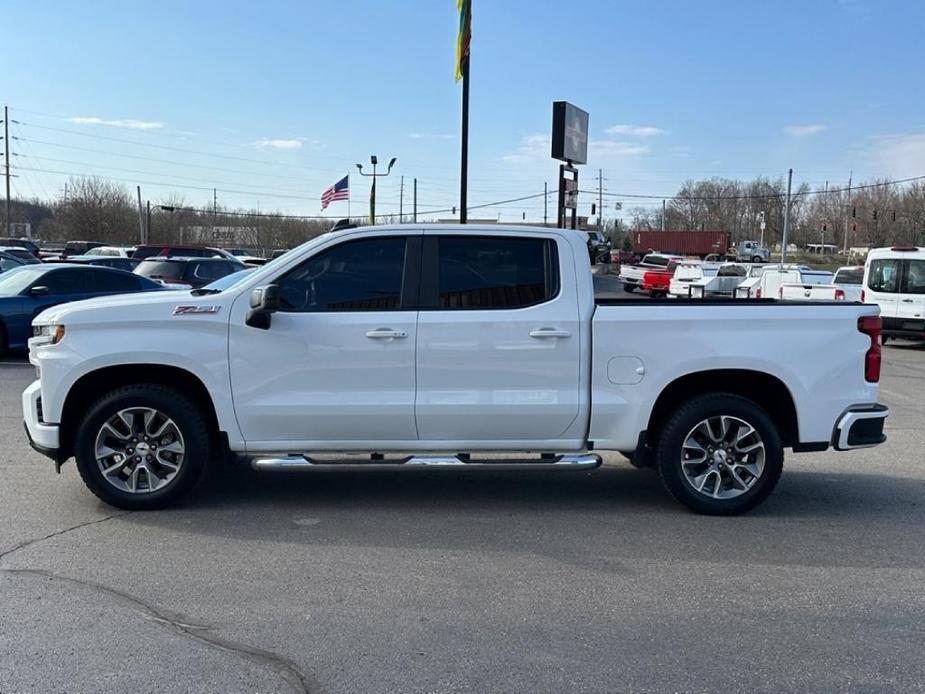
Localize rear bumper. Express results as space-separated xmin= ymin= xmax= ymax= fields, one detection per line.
xmin=22 ymin=379 xmax=61 ymax=462
xmin=832 ymin=404 xmax=889 ymax=451
xmin=882 ymin=317 xmax=925 ymax=340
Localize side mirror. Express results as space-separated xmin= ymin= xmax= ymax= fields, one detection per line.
xmin=28 ymin=285 xmax=50 ymax=296
xmin=245 ymin=285 xmax=280 ymax=330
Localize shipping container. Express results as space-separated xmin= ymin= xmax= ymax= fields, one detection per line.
xmin=631 ymin=230 xmax=731 ymax=258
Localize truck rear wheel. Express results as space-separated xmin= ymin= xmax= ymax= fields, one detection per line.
xmin=74 ymin=384 xmax=213 ymax=510
xmin=623 ymin=284 xmax=635 ymax=293
xmin=655 ymin=394 xmax=783 ymax=515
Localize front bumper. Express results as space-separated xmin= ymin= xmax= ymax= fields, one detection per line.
xmin=22 ymin=379 xmax=61 ymax=462
xmin=832 ymin=404 xmax=889 ymax=451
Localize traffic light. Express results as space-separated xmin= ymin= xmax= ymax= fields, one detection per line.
xmin=892 ymin=211 xmax=897 ymax=222
xmin=452 ymin=206 xmax=456 ymax=215
xmin=852 ymin=207 xmax=856 ymax=218
xmin=591 ymin=203 xmax=596 ymax=215
xmin=822 ymin=221 xmax=827 ymax=231
xmin=873 ymin=209 xmax=878 ymax=221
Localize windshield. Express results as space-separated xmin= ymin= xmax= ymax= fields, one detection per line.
xmin=0 ymin=265 xmax=44 ymax=296
xmin=135 ymin=260 xmax=185 ymax=281
xmin=834 ymin=268 xmax=864 ymax=285
xmin=199 ymin=269 xmax=253 ymax=292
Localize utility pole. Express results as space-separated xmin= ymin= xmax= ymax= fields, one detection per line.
xmin=662 ymin=199 xmax=667 ymax=232
xmin=822 ymin=180 xmax=828 ymax=253
xmin=781 ymin=168 xmax=793 ymax=264
xmin=136 ymin=186 xmax=145 ymax=244
xmin=3 ymin=106 xmax=10 ymax=236
xmin=146 ymin=200 xmax=151 ymax=242
xmin=843 ymin=171 xmax=853 ymax=254
xmin=399 ymin=175 xmax=404 ymax=223
xmin=413 ymin=178 xmax=417 ymax=223
xmin=212 ymin=188 xmax=217 ymax=236
xmin=599 ymin=171 xmax=605 ymax=232
xmin=543 ymin=181 xmax=548 ymax=226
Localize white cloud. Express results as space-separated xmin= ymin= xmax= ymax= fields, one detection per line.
xmin=69 ymin=116 xmax=164 ymax=130
xmin=871 ymin=133 xmax=925 ymax=178
xmin=784 ymin=124 xmax=828 ymax=137
xmin=409 ymin=132 xmax=455 ymax=140
xmin=501 ymin=133 xmax=550 ymax=163
xmin=605 ymin=124 xmax=669 ymax=137
xmin=590 ymin=140 xmax=649 ymax=157
xmin=254 ymin=137 xmax=304 ymax=150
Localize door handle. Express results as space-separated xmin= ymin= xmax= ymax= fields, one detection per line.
xmin=529 ymin=329 xmax=571 ymax=339
xmin=901 ymin=299 xmax=914 ymax=303
xmin=366 ymin=329 xmax=408 ymax=339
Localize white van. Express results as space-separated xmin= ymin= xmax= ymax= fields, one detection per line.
xmin=863 ymin=246 xmax=925 ymax=340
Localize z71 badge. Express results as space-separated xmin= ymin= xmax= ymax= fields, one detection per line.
xmin=173 ymin=305 xmax=221 ymax=315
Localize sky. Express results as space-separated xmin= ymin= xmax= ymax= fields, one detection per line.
xmin=3 ymin=0 xmax=924 ymax=223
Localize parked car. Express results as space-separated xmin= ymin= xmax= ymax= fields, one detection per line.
xmin=61 ymin=240 xmax=106 ymax=258
xmin=223 ymin=248 xmax=267 ymax=265
xmin=58 ymin=256 xmax=140 ymax=272
xmin=0 ymin=264 xmax=165 ymax=351
xmin=0 ymin=237 xmax=41 ymax=258
xmin=585 ymin=231 xmax=612 ymax=264
xmin=863 ymin=246 xmax=925 ymax=340
xmin=134 ymin=257 xmax=247 ymax=289
xmin=132 ymin=244 xmax=235 ymax=260
xmin=0 ymin=250 xmax=27 ymax=274
xmin=668 ymin=261 xmax=718 ymax=298
xmin=687 ymin=263 xmax=749 ymax=298
xmin=641 ymin=260 xmax=688 ymax=297
xmin=618 ymin=253 xmax=683 ymax=292
xmin=24 ymin=224 xmax=887 ymax=516
xmin=2 ymin=246 xmax=42 ymax=264
xmin=85 ymin=245 xmax=135 ymax=258
xmin=734 ymin=265 xmax=830 ymax=299
xmin=778 ymin=266 xmax=864 ymax=302
xmin=609 ymin=248 xmax=635 ymax=266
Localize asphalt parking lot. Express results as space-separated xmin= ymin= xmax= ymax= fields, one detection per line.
xmin=1 ymin=340 xmax=924 ymax=694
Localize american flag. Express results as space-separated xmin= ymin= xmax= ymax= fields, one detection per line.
xmin=321 ymin=175 xmax=349 ymax=210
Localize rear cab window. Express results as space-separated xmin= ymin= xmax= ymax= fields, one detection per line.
xmin=834 ymin=268 xmax=864 ymax=285
xmin=429 ymin=235 xmax=559 ymax=309
xmin=136 ymin=261 xmax=185 ymax=282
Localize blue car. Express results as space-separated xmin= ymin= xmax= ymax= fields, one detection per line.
xmin=0 ymin=250 xmax=27 ymax=275
xmin=0 ymin=264 xmax=165 ymax=351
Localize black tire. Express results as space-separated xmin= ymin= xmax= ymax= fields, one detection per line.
xmin=623 ymin=284 xmax=635 ymax=293
xmin=655 ymin=393 xmax=783 ymax=515
xmin=74 ymin=384 xmax=213 ymax=510
xmin=752 ymin=255 xmax=763 ymax=263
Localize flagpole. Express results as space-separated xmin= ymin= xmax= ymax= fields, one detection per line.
xmin=460 ymin=55 xmax=469 ymax=224
xmin=347 ymin=172 xmax=351 ymax=221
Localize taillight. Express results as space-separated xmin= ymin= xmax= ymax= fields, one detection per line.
xmin=860 ymin=289 xmax=866 ymax=302
xmin=755 ymin=288 xmax=761 ymax=299
xmin=858 ymin=315 xmax=882 ymax=383
xmin=834 ymin=288 xmax=845 ymax=300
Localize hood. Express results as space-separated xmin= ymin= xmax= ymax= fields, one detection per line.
xmin=34 ymin=288 xmax=228 ymax=325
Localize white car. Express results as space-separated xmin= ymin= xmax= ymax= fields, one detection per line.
xmin=24 ymin=224 xmax=888 ymax=516
xmin=863 ymin=246 xmax=925 ymax=340
xmin=618 ymin=253 xmax=683 ymax=292
xmin=668 ymin=261 xmax=715 ymax=298
xmin=84 ymin=246 xmax=135 ymax=258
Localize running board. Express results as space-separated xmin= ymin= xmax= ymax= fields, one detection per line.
xmin=250 ymin=453 xmax=601 ymax=472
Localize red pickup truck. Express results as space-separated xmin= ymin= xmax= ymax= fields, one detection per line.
xmin=642 ymin=263 xmax=679 ymax=297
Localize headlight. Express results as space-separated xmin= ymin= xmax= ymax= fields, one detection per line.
xmin=33 ymin=324 xmax=66 ymax=344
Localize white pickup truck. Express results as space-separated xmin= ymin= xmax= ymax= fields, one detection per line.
xmin=779 ymin=266 xmax=864 ymax=302
xmin=23 ymin=225 xmax=889 ymax=516
xmin=617 ymin=253 xmax=682 ymax=293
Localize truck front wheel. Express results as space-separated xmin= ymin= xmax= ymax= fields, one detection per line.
xmin=655 ymin=394 xmax=783 ymax=515
xmin=74 ymin=384 xmax=213 ymax=510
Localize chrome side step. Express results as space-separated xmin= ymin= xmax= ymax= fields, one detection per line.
xmin=251 ymin=453 xmax=602 ymax=472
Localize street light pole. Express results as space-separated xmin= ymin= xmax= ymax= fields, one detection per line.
xmin=356 ymin=155 xmax=396 ymax=225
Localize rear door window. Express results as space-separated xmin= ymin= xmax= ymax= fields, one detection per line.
xmin=901 ymin=260 xmax=925 ymax=294
xmin=435 ymin=236 xmax=558 ymax=309
xmin=37 ymin=269 xmax=87 ymax=295
xmin=868 ymin=259 xmax=901 ymax=293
